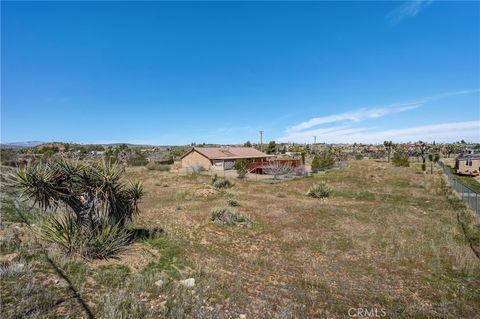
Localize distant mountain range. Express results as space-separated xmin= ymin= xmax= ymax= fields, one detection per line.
xmin=0 ymin=141 xmax=45 ymax=148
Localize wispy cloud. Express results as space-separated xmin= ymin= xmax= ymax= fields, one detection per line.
xmin=288 ymin=103 xmax=418 ymax=133
xmin=278 ymin=89 xmax=480 ymax=143
xmin=287 ymin=89 xmax=479 ymax=134
xmin=387 ymin=0 xmax=433 ymax=24
xmin=278 ymin=121 xmax=480 ymax=144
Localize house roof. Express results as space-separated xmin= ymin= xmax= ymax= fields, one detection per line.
xmin=181 ymin=147 xmax=271 ymax=160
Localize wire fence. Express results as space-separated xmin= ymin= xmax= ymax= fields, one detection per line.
xmin=439 ymin=161 xmax=480 ymax=215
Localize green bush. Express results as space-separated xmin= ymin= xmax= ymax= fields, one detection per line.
xmin=421 ymin=163 xmax=426 ymax=171
xmin=354 ymin=154 xmax=364 ymax=160
xmin=392 ymin=147 xmax=410 ymax=167
xmin=234 ymin=160 xmax=249 ymax=179
xmin=210 ymin=207 xmax=254 ymax=227
xmin=276 ymin=192 xmax=287 ymax=198
xmin=146 ymin=162 xmax=170 ymax=171
xmin=39 ymin=214 xmax=132 ymax=260
xmin=306 ymin=182 xmax=331 ymax=198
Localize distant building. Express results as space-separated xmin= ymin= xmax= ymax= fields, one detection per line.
xmin=181 ymin=147 xmax=271 ymax=170
xmin=455 ymin=153 xmax=480 ymax=176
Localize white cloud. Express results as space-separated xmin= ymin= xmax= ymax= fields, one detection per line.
xmin=277 ymin=121 xmax=480 ymax=144
xmin=287 ymin=89 xmax=479 ymax=134
xmin=387 ymin=0 xmax=433 ymax=24
xmin=288 ymin=103 xmax=418 ymax=133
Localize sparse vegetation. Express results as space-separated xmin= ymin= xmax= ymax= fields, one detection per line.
xmin=146 ymin=162 xmax=170 ymax=171
xmin=1 ymin=159 xmax=479 ymax=318
xmin=187 ymin=164 xmax=206 ymax=175
xmin=210 ymin=207 xmax=254 ymax=227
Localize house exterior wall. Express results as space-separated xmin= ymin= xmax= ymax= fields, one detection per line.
xmin=456 ymin=158 xmax=480 ymax=176
xmin=181 ymin=151 xmax=212 ymax=169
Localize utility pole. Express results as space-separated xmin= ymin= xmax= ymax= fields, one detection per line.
xmin=313 ymin=136 xmax=317 ymax=145
xmin=259 ymin=130 xmax=264 ymax=152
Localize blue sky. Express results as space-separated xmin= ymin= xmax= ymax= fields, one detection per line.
xmin=1 ymin=1 xmax=479 ymax=145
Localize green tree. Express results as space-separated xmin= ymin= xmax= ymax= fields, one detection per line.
xmin=266 ymin=141 xmax=277 ymax=154
xmin=311 ymin=147 xmax=336 ymax=172
xmin=244 ymin=141 xmax=252 ymax=147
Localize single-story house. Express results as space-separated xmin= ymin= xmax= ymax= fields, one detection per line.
xmin=455 ymin=153 xmax=480 ymax=176
xmin=181 ymin=147 xmax=272 ymax=170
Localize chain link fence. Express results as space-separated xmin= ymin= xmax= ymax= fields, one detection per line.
xmin=439 ymin=161 xmax=480 ymax=215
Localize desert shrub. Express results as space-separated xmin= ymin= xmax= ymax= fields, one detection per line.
xmin=227 ymin=199 xmax=240 ymax=207
xmin=39 ymin=214 xmax=132 ymax=259
xmin=306 ymin=182 xmax=331 ymax=198
xmin=211 ymin=173 xmax=218 ymax=184
xmin=157 ymin=157 xmax=174 ymax=165
xmin=293 ymin=166 xmax=307 ymax=176
xmin=146 ymin=162 xmax=170 ymax=171
xmin=100 ymin=290 xmax=150 ymax=319
xmin=127 ymin=151 xmax=149 ymax=166
xmin=213 ymin=178 xmax=233 ymax=189
xmin=276 ymin=192 xmax=287 ymax=198
xmin=264 ymin=162 xmax=294 ymax=179
xmin=234 ymin=160 xmax=249 ymax=179
xmin=0 ymin=261 xmax=29 ymax=278
xmin=421 ymin=163 xmax=426 ymax=172
xmin=187 ymin=164 xmax=205 ymax=175
xmin=210 ymin=207 xmax=254 ymax=227
xmin=392 ymin=147 xmax=410 ymax=167
xmin=355 ymin=154 xmax=364 ymax=160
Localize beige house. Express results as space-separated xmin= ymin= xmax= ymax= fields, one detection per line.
xmin=455 ymin=154 xmax=480 ymax=176
xmin=181 ymin=147 xmax=271 ymax=170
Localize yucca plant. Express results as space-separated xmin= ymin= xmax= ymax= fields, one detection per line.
xmin=7 ymin=158 xmax=144 ymax=230
xmin=39 ymin=213 xmax=132 ymax=259
xmin=306 ymin=182 xmax=331 ymax=198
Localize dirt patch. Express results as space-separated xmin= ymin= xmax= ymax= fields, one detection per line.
xmin=88 ymin=242 xmax=160 ymax=271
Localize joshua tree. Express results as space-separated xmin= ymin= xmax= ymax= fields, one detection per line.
xmin=416 ymin=141 xmax=428 ymax=165
xmin=444 ymin=143 xmax=460 ymax=158
xmin=383 ymin=141 xmax=394 ymax=162
xmin=428 ymin=153 xmax=440 ymax=174
xmin=8 ymin=158 xmax=143 ymax=230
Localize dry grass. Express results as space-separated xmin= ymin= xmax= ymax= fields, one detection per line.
xmin=1 ymin=160 xmax=479 ymax=318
